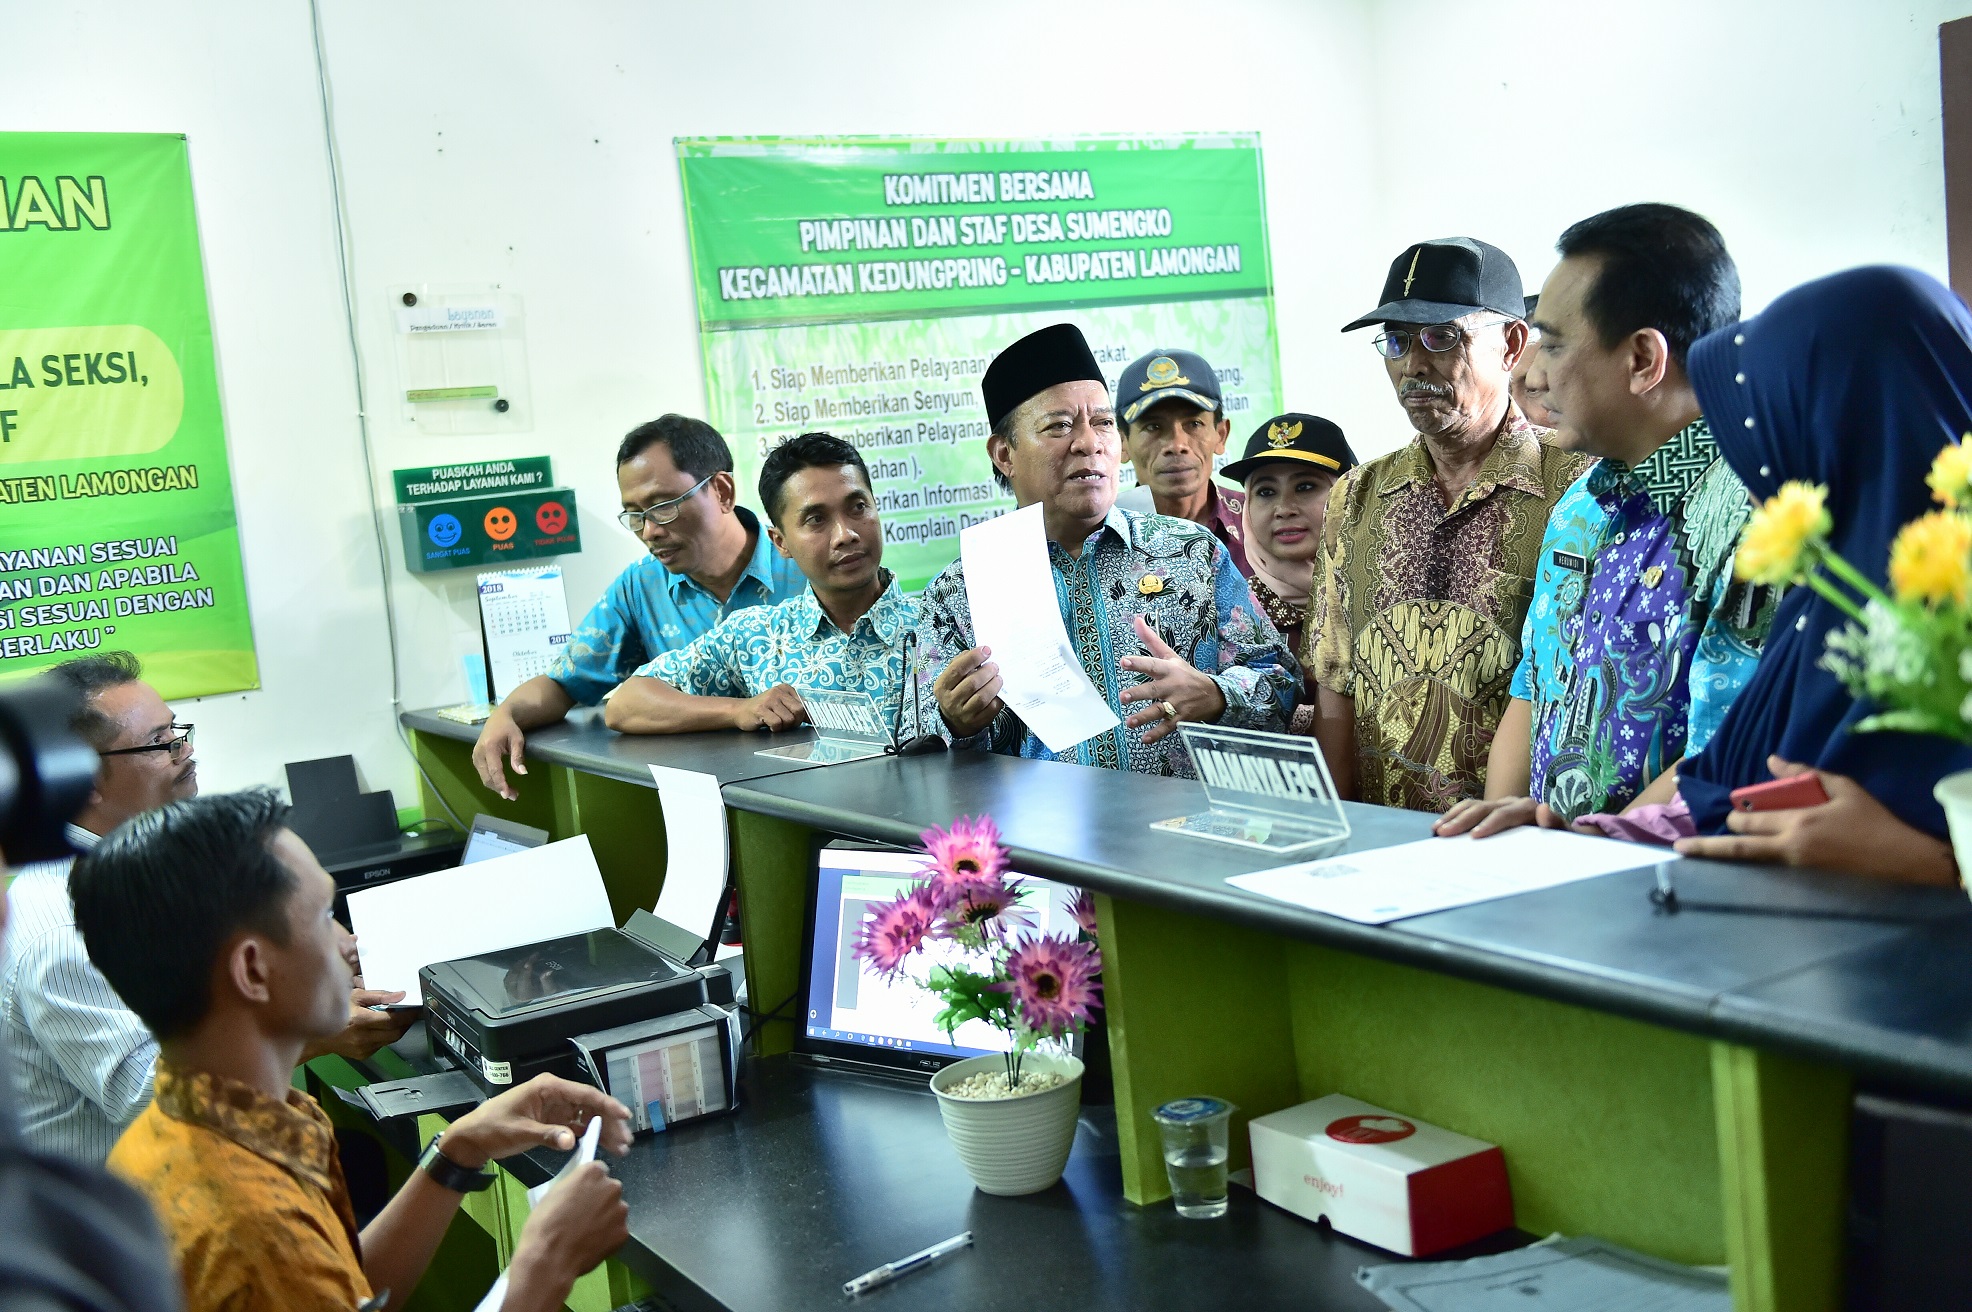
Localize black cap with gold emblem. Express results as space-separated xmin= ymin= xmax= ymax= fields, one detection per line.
xmin=1342 ymin=237 xmax=1526 ymax=332
xmin=1220 ymin=412 xmax=1357 ymax=484
xmin=981 ymin=323 xmax=1109 ymax=429
xmin=1114 ymin=348 xmax=1222 ymax=428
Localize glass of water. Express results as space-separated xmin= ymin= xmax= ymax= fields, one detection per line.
xmin=1152 ymin=1097 xmax=1237 ymax=1218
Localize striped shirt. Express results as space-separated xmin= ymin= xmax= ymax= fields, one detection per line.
xmin=2 ymin=824 xmax=159 ymax=1164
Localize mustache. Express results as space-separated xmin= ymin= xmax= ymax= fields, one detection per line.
xmin=1398 ymin=379 xmax=1453 ymax=399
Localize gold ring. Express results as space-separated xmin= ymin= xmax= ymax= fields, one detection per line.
xmin=1160 ymin=700 xmax=1178 ymax=719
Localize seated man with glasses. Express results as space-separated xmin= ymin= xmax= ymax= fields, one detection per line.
xmin=0 ymin=652 xmax=413 ymax=1162
xmin=471 ymin=414 xmax=806 ymax=798
xmin=604 ymin=431 xmax=917 ymax=737
xmin=1307 ymin=239 xmax=1592 ymax=813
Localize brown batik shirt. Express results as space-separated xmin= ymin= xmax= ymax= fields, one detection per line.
xmin=1306 ymin=410 xmax=1591 ymax=812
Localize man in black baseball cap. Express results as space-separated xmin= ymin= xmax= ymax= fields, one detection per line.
xmin=901 ymin=323 xmax=1296 ymax=776
xmin=1307 ymin=238 xmax=1589 ymax=813
xmin=1113 ymin=348 xmax=1251 ymax=576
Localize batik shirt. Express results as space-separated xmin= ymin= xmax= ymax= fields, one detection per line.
xmin=546 ymin=507 xmax=807 ymax=705
xmin=110 ymin=1062 xmax=370 ymax=1311
xmin=1117 ymin=480 xmax=1251 ymax=576
xmin=1309 ymin=411 xmax=1592 ymax=812
xmin=901 ymin=507 xmax=1297 ymax=775
xmin=632 ymin=571 xmax=918 ymax=734
xmin=1510 ymin=419 xmax=1776 ymax=820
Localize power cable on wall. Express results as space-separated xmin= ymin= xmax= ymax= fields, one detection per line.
xmin=308 ymin=0 xmax=465 ymax=832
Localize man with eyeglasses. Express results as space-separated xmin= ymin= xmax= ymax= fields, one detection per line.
xmin=1308 ymin=238 xmax=1591 ymax=812
xmin=0 ymin=652 xmax=412 ymax=1162
xmin=471 ymin=414 xmax=806 ymax=799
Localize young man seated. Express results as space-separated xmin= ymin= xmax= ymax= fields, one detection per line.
xmin=604 ymin=431 xmax=918 ymax=736
xmin=71 ymin=790 xmax=634 ymax=1312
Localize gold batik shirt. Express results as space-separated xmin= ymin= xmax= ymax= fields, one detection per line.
xmin=1307 ymin=411 xmax=1592 ymax=811
xmin=109 ymin=1060 xmax=370 ymax=1312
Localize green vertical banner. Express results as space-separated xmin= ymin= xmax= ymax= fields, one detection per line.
xmin=0 ymin=133 xmax=258 ymax=697
xmin=676 ymin=135 xmax=1281 ymax=592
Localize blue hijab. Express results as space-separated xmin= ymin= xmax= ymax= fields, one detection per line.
xmin=1681 ymin=266 xmax=1972 ymax=839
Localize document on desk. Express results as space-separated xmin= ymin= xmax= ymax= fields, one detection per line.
xmin=648 ymin=765 xmax=729 ymax=945
xmin=348 ymin=835 xmax=615 ymax=994
xmin=1356 ymin=1235 xmax=1729 ymax=1311
xmin=959 ymin=503 xmax=1119 ymax=753
xmin=1226 ymin=828 xmax=1659 ymax=925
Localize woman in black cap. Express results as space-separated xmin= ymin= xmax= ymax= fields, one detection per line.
xmin=1220 ymin=414 xmax=1357 ymax=732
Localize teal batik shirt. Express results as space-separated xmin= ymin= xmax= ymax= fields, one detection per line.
xmin=1510 ymin=419 xmax=1778 ymax=820
xmin=902 ymin=507 xmax=1297 ymax=776
xmin=632 ymin=571 xmax=918 ymax=733
xmin=546 ymin=507 xmax=808 ymax=705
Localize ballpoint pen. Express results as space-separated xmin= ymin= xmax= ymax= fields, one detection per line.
xmin=842 ymin=1230 xmax=973 ymax=1297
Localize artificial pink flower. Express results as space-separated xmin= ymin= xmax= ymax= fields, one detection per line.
xmin=1068 ymin=888 xmax=1099 ymax=939
xmin=936 ymin=874 xmax=1036 ymax=941
xmin=920 ymin=814 xmax=1010 ymax=911
xmin=851 ymin=884 xmax=938 ymax=978
xmin=995 ymin=933 xmax=1102 ymax=1038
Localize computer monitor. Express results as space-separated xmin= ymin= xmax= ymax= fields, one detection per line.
xmin=796 ymin=843 xmax=1083 ymax=1077
xmin=460 ymin=813 xmax=550 ymax=866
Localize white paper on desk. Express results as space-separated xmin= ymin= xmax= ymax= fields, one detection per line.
xmin=1356 ymin=1234 xmax=1729 ymax=1311
xmin=647 ymin=765 xmax=729 ymax=945
xmin=959 ymin=502 xmax=1119 ymax=753
xmin=348 ymin=836 xmax=614 ymax=994
xmin=1226 ymin=828 xmax=1658 ymax=925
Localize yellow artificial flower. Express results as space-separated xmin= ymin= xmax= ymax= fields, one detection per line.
xmin=1736 ymin=481 xmax=1832 ymax=585
xmin=1927 ymin=439 xmax=1972 ymax=509
xmin=1888 ymin=509 xmax=1972 ymax=606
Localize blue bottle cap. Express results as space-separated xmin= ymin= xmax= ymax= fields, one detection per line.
xmin=1153 ymin=1097 xmax=1234 ymax=1123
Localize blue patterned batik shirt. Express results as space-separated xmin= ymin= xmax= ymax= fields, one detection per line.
xmin=1510 ymin=419 xmax=1778 ymax=819
xmin=546 ymin=507 xmax=807 ymax=705
xmin=901 ymin=507 xmax=1297 ymax=776
xmin=632 ymin=571 xmax=918 ymax=732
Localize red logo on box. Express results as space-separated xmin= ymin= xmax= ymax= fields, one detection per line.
xmin=1325 ymin=1114 xmax=1416 ymax=1144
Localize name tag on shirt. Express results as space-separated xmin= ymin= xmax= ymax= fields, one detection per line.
xmin=1552 ymin=550 xmax=1588 ymax=573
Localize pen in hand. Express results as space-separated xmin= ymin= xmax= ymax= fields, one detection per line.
xmin=843 ymin=1230 xmax=972 ymax=1297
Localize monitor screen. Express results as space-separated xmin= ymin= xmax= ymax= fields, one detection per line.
xmin=803 ymin=846 xmax=1082 ymax=1064
xmin=461 ymin=814 xmax=549 ymax=866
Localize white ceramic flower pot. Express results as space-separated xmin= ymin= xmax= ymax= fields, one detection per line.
xmin=1933 ymin=769 xmax=1972 ymax=900
xmin=928 ymin=1051 xmax=1085 ymax=1196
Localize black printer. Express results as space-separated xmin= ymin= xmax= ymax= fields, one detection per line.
xmin=420 ymin=915 xmax=739 ymax=1131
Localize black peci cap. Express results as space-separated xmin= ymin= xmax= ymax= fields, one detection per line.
xmin=1220 ymin=413 xmax=1357 ymax=484
xmin=981 ymin=323 xmax=1108 ymax=428
xmin=1343 ymin=237 xmax=1526 ymax=332
xmin=1114 ymin=348 xmax=1222 ymax=428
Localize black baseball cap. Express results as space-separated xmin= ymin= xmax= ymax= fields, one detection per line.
xmin=1343 ymin=237 xmax=1527 ymax=332
xmin=1115 ymin=348 xmax=1222 ymax=428
xmin=1221 ymin=413 xmax=1357 ymax=484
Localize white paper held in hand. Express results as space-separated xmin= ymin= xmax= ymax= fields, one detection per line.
xmin=646 ymin=765 xmax=730 ymax=946
xmin=347 ymin=835 xmax=615 ymax=995
xmin=1227 ymin=828 xmax=1660 ymax=925
xmin=959 ymin=503 xmax=1119 ymax=753
xmin=476 ymin=1116 xmax=607 ymax=1312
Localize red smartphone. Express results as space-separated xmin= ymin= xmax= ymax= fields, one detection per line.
xmin=1729 ymin=774 xmax=1830 ymax=813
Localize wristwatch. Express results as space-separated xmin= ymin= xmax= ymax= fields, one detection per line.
xmin=418 ymin=1133 xmax=497 ymax=1193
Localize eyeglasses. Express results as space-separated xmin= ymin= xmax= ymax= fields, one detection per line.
xmin=1371 ymin=317 xmax=1507 ymax=360
xmin=100 ymin=722 xmax=194 ymax=761
xmin=616 ymin=473 xmax=714 ymax=532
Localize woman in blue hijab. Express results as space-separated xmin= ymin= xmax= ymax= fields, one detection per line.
xmin=1672 ymin=265 xmax=1972 ymax=884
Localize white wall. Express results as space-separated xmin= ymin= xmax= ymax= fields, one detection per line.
xmin=2 ymin=0 xmax=1962 ymax=806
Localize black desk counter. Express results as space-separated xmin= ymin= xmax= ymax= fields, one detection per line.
xmin=720 ymin=750 xmax=1972 ymax=1101
xmin=402 ymin=706 xmax=833 ymax=789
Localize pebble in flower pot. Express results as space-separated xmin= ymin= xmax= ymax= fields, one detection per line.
xmin=850 ymin=816 xmax=1105 ymax=1195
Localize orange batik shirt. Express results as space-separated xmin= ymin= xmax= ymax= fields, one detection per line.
xmin=109 ymin=1060 xmax=372 ymax=1312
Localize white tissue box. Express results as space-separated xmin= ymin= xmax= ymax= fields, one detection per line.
xmin=1248 ymin=1093 xmax=1512 ymax=1256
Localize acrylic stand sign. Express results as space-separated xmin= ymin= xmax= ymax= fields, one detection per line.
xmin=755 ymin=686 xmax=895 ymax=765
xmin=1153 ymin=723 xmax=1351 ymax=853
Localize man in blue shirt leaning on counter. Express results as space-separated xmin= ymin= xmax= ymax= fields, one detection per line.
xmin=902 ymin=323 xmax=1296 ymax=776
xmin=604 ymin=431 xmax=916 ymax=735
xmin=472 ymin=414 xmax=806 ymax=798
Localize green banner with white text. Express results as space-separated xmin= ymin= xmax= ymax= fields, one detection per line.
xmin=677 ymin=134 xmax=1281 ymax=592
xmin=0 ymin=132 xmax=258 ymax=698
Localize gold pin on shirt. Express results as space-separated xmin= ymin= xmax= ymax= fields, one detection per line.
xmin=1642 ymin=565 xmax=1664 ymax=589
